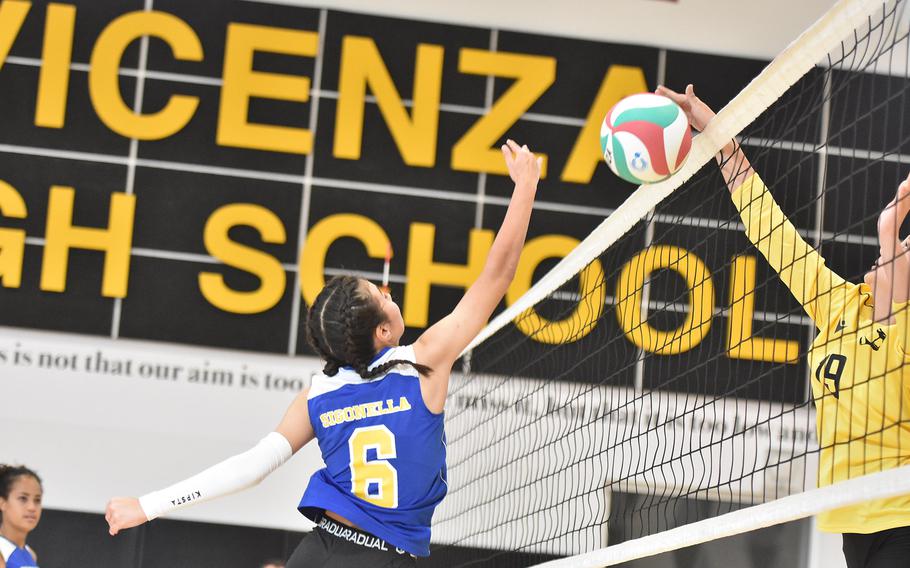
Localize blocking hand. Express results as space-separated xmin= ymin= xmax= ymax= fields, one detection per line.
xmin=656 ymin=84 xmax=715 ymax=133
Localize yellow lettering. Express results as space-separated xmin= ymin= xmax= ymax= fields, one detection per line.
xmin=217 ymin=23 xmax=317 ymax=154
xmin=615 ymin=245 xmax=714 ymax=355
xmin=35 ymin=3 xmax=76 ymax=128
xmin=41 ymin=186 xmax=135 ymax=297
xmin=319 ymin=398 xmax=414 ymax=428
xmin=404 ymin=222 xmax=493 ymax=328
xmin=199 ymin=204 xmax=286 ymax=315
xmin=300 ymin=213 xmax=390 ymax=306
xmin=727 ymin=255 xmax=799 ymax=363
xmin=507 ymin=235 xmax=605 ymax=344
xmin=562 ymin=65 xmax=648 ymax=184
xmin=0 ymin=180 xmax=27 ymax=288
xmin=334 ymin=36 xmax=443 ymax=167
xmin=349 ymin=425 xmax=397 ymax=508
xmin=453 ymin=49 xmax=555 ymax=176
xmin=0 ymin=1 xmax=29 ymax=72
xmin=90 ymin=11 xmax=202 ymax=140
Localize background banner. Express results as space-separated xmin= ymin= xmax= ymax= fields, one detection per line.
xmin=0 ymin=0 xmax=825 ymax=537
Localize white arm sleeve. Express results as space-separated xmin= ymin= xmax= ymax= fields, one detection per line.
xmin=138 ymin=431 xmax=293 ymax=521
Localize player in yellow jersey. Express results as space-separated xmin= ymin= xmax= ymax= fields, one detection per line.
xmin=657 ymin=84 xmax=910 ymax=568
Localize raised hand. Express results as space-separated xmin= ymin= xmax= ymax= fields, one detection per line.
xmin=501 ymin=139 xmax=542 ymax=190
xmin=656 ymin=84 xmax=715 ymax=132
xmin=105 ymin=496 xmax=148 ymax=536
xmin=658 ymin=84 xmax=753 ymax=193
xmin=878 ymin=172 xmax=910 ymax=304
xmin=878 ymin=172 xmax=910 ymax=258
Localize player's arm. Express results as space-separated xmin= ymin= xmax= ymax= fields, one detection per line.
xmin=729 ymin=174 xmax=855 ymax=326
xmin=878 ymin=173 xmax=910 ymax=302
xmin=658 ymin=84 xmax=852 ymax=326
xmin=892 ymin=274 xmax=910 ymax=359
xmin=414 ymin=140 xmax=540 ymax=412
xmin=275 ymin=388 xmax=316 ymax=452
xmin=879 ymin=174 xmax=910 ymax=353
xmin=105 ymin=389 xmax=315 ymax=536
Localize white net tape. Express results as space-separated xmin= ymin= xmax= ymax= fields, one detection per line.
xmin=533 ymin=464 xmax=910 ymax=567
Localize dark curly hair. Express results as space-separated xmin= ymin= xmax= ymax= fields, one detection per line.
xmin=306 ymin=275 xmax=432 ymax=379
xmin=0 ymin=464 xmax=42 ymax=524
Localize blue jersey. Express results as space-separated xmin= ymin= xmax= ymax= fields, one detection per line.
xmin=299 ymin=345 xmax=447 ymax=557
xmin=0 ymin=536 xmax=38 ymax=568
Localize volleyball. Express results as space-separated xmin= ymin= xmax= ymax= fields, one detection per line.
xmin=600 ymin=93 xmax=692 ymax=185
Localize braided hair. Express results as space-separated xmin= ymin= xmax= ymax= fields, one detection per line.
xmin=0 ymin=464 xmax=41 ymax=524
xmin=306 ymin=275 xmax=432 ymax=379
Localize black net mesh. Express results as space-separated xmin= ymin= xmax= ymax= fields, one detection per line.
xmin=432 ymin=2 xmax=910 ymax=566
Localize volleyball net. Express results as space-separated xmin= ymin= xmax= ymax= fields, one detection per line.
xmin=433 ymin=0 xmax=910 ymax=565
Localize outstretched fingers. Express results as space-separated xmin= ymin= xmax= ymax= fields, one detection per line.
xmin=501 ymin=139 xmax=540 ymax=186
xmin=655 ymin=85 xmax=682 ymax=103
xmin=501 ymin=138 xmax=527 ymax=164
xmin=501 ymin=143 xmax=514 ymax=167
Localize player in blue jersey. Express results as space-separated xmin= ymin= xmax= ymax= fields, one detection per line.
xmin=0 ymin=465 xmax=42 ymax=568
xmin=105 ymin=139 xmax=542 ymax=566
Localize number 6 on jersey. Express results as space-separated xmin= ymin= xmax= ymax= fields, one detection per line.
xmin=349 ymin=425 xmax=399 ymax=508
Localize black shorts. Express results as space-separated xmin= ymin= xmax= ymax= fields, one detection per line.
xmin=286 ymin=516 xmax=416 ymax=568
xmin=842 ymin=526 xmax=910 ymax=568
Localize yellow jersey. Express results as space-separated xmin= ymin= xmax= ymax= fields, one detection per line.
xmin=732 ymin=173 xmax=910 ymax=534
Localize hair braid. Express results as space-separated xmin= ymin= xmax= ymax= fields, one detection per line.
xmin=306 ymin=275 xmax=433 ymax=380
xmin=341 ymin=291 xmax=378 ymax=378
xmin=361 ymin=358 xmax=432 ymax=380
xmin=306 ymin=278 xmax=349 ymax=376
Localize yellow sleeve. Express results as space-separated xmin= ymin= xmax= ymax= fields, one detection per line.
xmin=731 ymin=173 xmax=854 ymax=327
